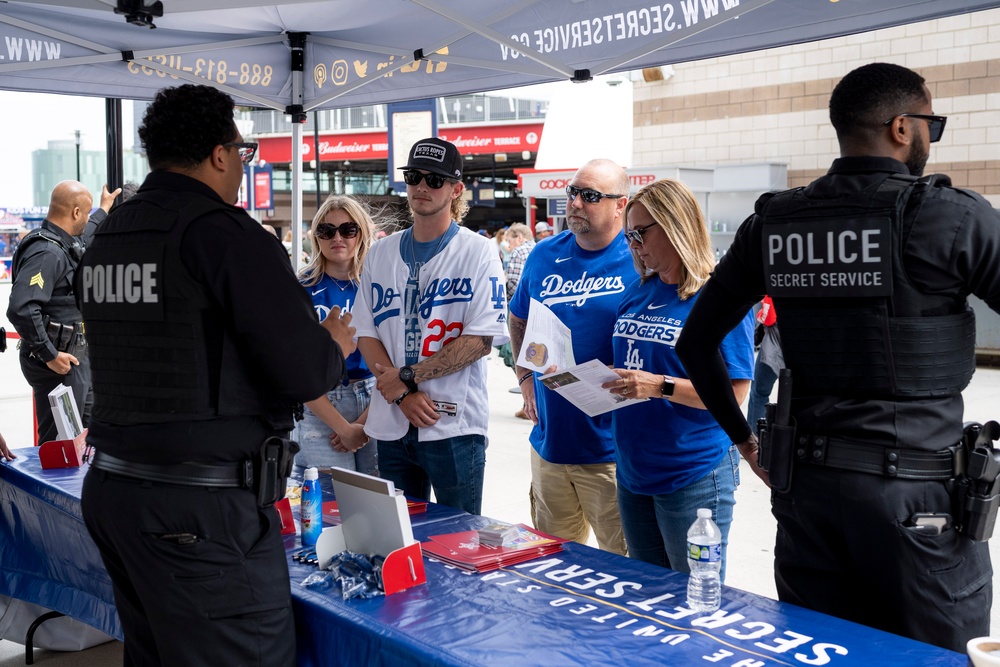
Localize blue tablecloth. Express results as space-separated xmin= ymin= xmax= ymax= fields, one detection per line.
xmin=0 ymin=450 xmax=121 ymax=641
xmin=1 ymin=449 xmax=968 ymax=666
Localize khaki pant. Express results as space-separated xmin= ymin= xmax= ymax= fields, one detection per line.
xmin=529 ymin=448 xmax=626 ymax=556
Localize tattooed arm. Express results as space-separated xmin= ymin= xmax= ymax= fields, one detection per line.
xmin=509 ymin=314 xmax=529 ymax=380
xmin=372 ymin=334 xmax=493 ymax=428
xmin=413 ymin=334 xmax=493 ymax=381
xmin=372 ymin=335 xmax=493 ymax=403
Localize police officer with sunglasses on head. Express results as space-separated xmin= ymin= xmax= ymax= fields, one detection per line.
xmin=677 ymin=62 xmax=1000 ymax=652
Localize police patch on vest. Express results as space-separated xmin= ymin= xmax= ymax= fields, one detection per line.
xmin=763 ymin=216 xmax=892 ymax=298
xmin=80 ymin=244 xmax=164 ymax=321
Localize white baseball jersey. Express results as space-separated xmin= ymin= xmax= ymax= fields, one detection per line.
xmin=353 ymin=226 xmax=509 ymax=441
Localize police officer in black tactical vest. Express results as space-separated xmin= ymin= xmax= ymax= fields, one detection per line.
xmin=676 ymin=62 xmax=999 ymax=652
xmin=77 ymin=84 xmax=356 ymax=666
xmin=7 ymin=180 xmax=119 ymax=445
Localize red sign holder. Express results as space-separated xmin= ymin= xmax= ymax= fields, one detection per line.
xmin=38 ymin=430 xmax=89 ymax=469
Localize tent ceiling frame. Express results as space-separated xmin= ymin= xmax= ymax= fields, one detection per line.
xmin=308 ymin=35 xmax=411 ymax=58
xmin=0 ymin=12 xmax=113 ymax=55
xmin=407 ymin=0 xmax=580 ymax=80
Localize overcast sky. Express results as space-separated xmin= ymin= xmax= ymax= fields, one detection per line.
xmin=0 ymin=91 xmax=135 ymax=209
xmin=0 ymin=79 xmax=609 ymax=210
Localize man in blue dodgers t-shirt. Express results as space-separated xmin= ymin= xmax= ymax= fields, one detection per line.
xmin=509 ymin=159 xmax=636 ymax=555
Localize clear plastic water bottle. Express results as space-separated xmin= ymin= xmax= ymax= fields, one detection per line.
xmin=301 ymin=467 xmax=322 ymax=547
xmin=686 ymin=507 xmax=722 ymax=612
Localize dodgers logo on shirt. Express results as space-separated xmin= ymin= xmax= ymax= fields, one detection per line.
xmin=315 ymin=297 xmax=352 ymax=321
xmin=623 ymin=339 xmax=644 ymax=371
xmin=613 ymin=312 xmax=682 ymax=347
xmin=371 ymin=282 xmax=402 ymax=326
xmin=539 ymin=271 xmax=625 ymax=307
xmin=418 ymin=276 xmax=474 ymax=318
xmin=490 ymin=276 xmax=506 ymax=311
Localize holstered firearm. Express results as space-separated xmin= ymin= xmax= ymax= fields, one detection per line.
xmin=256 ymin=436 xmax=300 ymax=508
xmin=954 ymin=421 xmax=1000 ymax=541
xmin=758 ymin=368 xmax=795 ymax=493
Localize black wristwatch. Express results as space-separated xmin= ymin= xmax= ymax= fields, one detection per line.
xmin=399 ymin=366 xmax=419 ymax=393
xmin=660 ymin=375 xmax=675 ymax=398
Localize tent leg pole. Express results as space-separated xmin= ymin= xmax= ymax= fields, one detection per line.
xmin=24 ymin=611 xmax=65 ymax=665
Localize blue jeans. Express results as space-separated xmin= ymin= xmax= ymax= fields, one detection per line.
xmin=748 ymin=356 xmax=778 ymax=435
xmin=379 ymin=426 xmax=486 ymax=515
xmin=293 ymin=377 xmax=378 ymax=477
xmin=617 ymin=447 xmax=739 ymax=582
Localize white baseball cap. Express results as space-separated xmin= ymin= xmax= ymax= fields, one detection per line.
xmin=535 ymin=222 xmax=551 ymax=233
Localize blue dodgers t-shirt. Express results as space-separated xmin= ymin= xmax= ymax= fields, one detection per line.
xmin=509 ymin=231 xmax=637 ymax=465
xmin=611 ymin=279 xmax=755 ymax=495
xmin=304 ymin=273 xmax=371 ymax=382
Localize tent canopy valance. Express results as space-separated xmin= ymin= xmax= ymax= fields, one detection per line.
xmin=2 ymin=0 xmax=998 ymax=114
xmin=4 ymin=0 xmax=996 ymax=264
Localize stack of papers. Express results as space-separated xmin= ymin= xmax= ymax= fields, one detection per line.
xmin=421 ymin=524 xmax=566 ymax=572
xmin=477 ymin=522 xmax=520 ymax=546
xmin=322 ymin=499 xmax=427 ymax=525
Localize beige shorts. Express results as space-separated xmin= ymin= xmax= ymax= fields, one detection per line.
xmin=529 ymin=448 xmax=626 ymax=556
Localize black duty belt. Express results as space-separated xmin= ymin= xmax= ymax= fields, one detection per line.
xmin=91 ymin=451 xmax=253 ymax=488
xmin=796 ymin=434 xmax=957 ymax=480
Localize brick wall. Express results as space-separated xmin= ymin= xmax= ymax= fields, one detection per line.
xmin=633 ymin=8 xmax=1000 ymax=206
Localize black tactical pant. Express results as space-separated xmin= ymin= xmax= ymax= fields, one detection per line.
xmin=82 ymin=469 xmax=296 ymax=667
xmin=772 ymin=464 xmax=992 ymax=652
xmin=19 ymin=349 xmax=92 ymax=445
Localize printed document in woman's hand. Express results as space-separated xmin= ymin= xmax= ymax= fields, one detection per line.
xmin=540 ymin=359 xmax=647 ymax=417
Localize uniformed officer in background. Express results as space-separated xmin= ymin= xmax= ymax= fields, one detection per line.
xmin=6 ymin=180 xmax=119 ymax=445
xmin=676 ymin=62 xmax=999 ymax=651
xmin=77 ymin=84 xmax=355 ymax=666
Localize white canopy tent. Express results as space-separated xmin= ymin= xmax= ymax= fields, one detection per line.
xmin=2 ymin=0 xmax=997 ymax=261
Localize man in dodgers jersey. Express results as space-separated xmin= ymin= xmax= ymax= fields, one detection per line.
xmin=509 ymin=159 xmax=635 ymax=554
xmin=353 ymin=137 xmax=508 ymax=514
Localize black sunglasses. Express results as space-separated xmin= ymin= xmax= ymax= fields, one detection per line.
xmin=224 ymin=141 xmax=258 ymax=165
xmin=315 ymin=221 xmax=360 ymax=240
xmin=402 ymin=170 xmax=454 ymax=189
xmin=566 ymin=185 xmax=625 ymax=204
xmin=625 ymin=222 xmax=657 ymax=245
xmin=883 ymin=113 xmax=947 ymax=143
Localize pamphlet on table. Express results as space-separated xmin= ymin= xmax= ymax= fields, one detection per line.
xmin=421 ymin=524 xmax=566 ymax=573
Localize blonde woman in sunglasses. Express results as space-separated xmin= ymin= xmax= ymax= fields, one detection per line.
xmin=294 ymin=195 xmax=379 ymax=476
